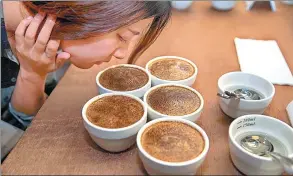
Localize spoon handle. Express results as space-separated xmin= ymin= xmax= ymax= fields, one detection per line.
xmin=217 ymin=92 xmax=241 ymax=100
xmin=224 ymin=91 xmax=237 ymax=97
xmin=217 ymin=93 xmax=231 ymax=99
xmin=269 ymin=152 xmax=293 ymax=175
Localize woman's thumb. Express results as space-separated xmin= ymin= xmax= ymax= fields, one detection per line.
xmin=55 ymin=52 xmax=70 ymax=69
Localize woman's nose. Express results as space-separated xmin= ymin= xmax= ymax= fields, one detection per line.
xmin=113 ymin=48 xmax=127 ymax=59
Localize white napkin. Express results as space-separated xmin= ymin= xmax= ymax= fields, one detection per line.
xmin=234 ymin=38 xmax=293 ymax=86
xmin=286 ymin=100 xmax=293 ymax=127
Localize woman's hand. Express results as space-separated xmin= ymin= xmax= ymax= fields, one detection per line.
xmin=9 ymin=13 xmax=70 ymax=116
xmin=13 ymin=13 xmax=70 ymax=81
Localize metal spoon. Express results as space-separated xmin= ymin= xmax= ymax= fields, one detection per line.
xmin=234 ymin=88 xmax=262 ymax=100
xmin=240 ymin=135 xmax=293 ymax=174
xmin=217 ymin=90 xmax=244 ymax=100
xmin=217 ymin=88 xmax=262 ymax=100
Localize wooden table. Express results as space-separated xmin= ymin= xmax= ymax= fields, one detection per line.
xmin=2 ymin=2 xmax=293 ymax=175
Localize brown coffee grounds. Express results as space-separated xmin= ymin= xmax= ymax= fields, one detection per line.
xmin=147 ymin=86 xmax=201 ymax=116
xmin=149 ymin=59 xmax=195 ymax=81
xmin=141 ymin=121 xmax=204 ymax=162
xmin=99 ymin=66 xmax=148 ymax=91
xmin=86 ymin=95 xmax=144 ymax=128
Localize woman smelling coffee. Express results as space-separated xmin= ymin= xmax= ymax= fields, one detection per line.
xmin=1 ymin=1 xmax=171 ymax=131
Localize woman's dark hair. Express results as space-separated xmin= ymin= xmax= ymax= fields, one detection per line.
xmin=21 ymin=1 xmax=171 ymax=63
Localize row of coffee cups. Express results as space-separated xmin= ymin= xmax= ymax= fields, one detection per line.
xmin=96 ymin=56 xmax=204 ymax=121
xmin=82 ymin=56 xmax=208 ymax=175
xmin=96 ymin=55 xmax=198 ymax=97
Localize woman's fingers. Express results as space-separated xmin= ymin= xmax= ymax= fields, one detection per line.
xmin=13 ymin=13 xmax=67 ymax=76
xmin=24 ymin=13 xmax=45 ymax=49
xmin=41 ymin=40 xmax=60 ymax=69
xmin=44 ymin=40 xmax=60 ymax=59
xmin=34 ymin=15 xmax=56 ymax=52
xmin=14 ymin=16 xmax=33 ymax=51
xmin=54 ymin=52 xmax=70 ymax=70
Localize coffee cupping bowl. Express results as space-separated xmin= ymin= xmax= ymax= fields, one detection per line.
xmin=146 ymin=56 xmax=198 ymax=87
xmin=96 ymin=64 xmax=151 ymax=98
xmin=218 ymin=72 xmax=275 ymax=118
xmin=82 ymin=93 xmax=147 ymax=152
xmin=229 ymin=114 xmax=293 ymax=175
xmin=211 ymin=1 xmax=236 ymax=11
xmin=137 ymin=117 xmax=209 ymax=175
xmin=143 ymin=83 xmax=204 ymax=122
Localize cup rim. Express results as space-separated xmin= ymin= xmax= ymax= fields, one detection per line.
xmin=218 ymin=71 xmax=275 ymax=103
xmin=143 ymin=83 xmax=204 ymax=118
xmin=137 ymin=117 xmax=209 ymax=166
xmin=82 ymin=93 xmax=147 ymax=132
xmin=145 ymin=56 xmax=198 ymax=83
xmin=229 ymin=114 xmax=293 ymax=161
xmin=96 ymin=64 xmax=151 ymax=93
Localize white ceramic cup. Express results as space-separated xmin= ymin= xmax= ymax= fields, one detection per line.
xmin=143 ymin=83 xmax=204 ymax=122
xmin=96 ymin=64 xmax=151 ymax=98
xmin=229 ymin=114 xmax=293 ymax=175
xmin=146 ymin=56 xmax=198 ymax=87
xmin=137 ymin=117 xmax=209 ymax=175
xmin=218 ymin=72 xmax=275 ymax=119
xmin=211 ymin=1 xmax=236 ymax=11
xmin=82 ymin=93 xmax=147 ymax=152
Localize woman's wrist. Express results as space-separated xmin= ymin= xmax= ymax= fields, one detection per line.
xmin=11 ymin=68 xmax=48 ymax=116
xmin=18 ymin=68 xmax=47 ymax=84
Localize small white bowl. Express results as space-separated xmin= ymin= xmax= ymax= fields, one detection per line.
xmin=82 ymin=93 xmax=147 ymax=152
xmin=146 ymin=56 xmax=198 ymax=87
xmin=137 ymin=117 xmax=209 ymax=175
xmin=96 ymin=64 xmax=151 ymax=98
xmin=218 ymin=72 xmax=275 ymax=119
xmin=171 ymin=1 xmax=193 ymax=11
xmin=229 ymin=114 xmax=293 ymax=175
xmin=211 ymin=1 xmax=236 ymax=11
xmin=143 ymin=83 xmax=204 ymax=122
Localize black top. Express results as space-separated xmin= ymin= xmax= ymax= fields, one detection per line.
xmin=1 ymin=18 xmax=20 ymax=88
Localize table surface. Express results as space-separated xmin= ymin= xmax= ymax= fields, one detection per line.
xmin=2 ymin=1 xmax=293 ymax=175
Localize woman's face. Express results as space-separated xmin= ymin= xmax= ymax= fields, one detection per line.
xmin=60 ymin=19 xmax=152 ymax=69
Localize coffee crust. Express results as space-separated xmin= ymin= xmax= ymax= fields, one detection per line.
xmin=86 ymin=95 xmax=144 ymax=129
xmin=99 ymin=66 xmax=149 ymax=91
xmin=147 ymin=86 xmax=201 ymax=116
xmin=141 ymin=121 xmax=204 ymax=162
xmin=149 ymin=58 xmax=195 ymax=81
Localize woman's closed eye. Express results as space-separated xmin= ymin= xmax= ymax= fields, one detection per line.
xmin=117 ymin=34 xmax=127 ymax=43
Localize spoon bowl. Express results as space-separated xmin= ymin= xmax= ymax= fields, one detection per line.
xmin=240 ymin=135 xmax=293 ymax=174
xmin=240 ymin=135 xmax=273 ymax=156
